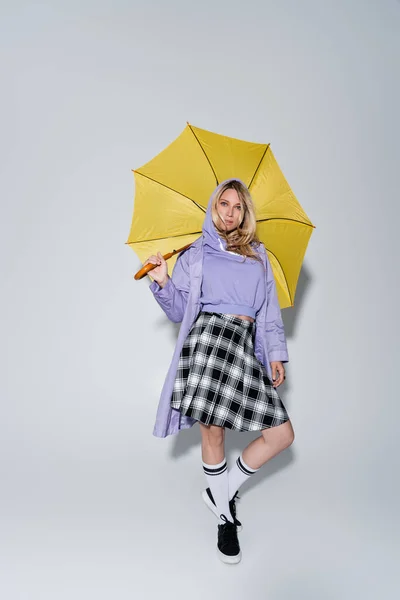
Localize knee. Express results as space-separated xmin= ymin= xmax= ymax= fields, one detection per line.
xmin=283 ymin=422 xmax=295 ymax=449
xmin=285 ymin=431 xmax=295 ymax=449
xmin=201 ymin=425 xmax=225 ymax=448
xmin=262 ymin=420 xmax=295 ymax=449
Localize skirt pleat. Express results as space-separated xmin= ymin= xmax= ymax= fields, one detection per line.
xmin=170 ymin=312 xmax=290 ymax=431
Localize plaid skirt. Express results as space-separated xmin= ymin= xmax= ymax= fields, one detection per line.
xmin=170 ymin=311 xmax=290 ymax=431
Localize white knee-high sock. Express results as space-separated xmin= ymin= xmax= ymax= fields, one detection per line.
xmin=228 ymin=453 xmax=259 ymax=500
xmin=202 ymin=458 xmax=234 ymax=524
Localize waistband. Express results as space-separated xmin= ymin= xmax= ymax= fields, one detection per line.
xmin=200 ymin=312 xmax=254 ymax=328
xmin=201 ymin=303 xmax=256 ymax=319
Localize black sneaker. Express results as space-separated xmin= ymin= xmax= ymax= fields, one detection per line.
xmin=229 ymin=491 xmax=241 ymax=528
xmin=217 ymin=514 xmax=242 ymax=564
xmin=201 ymin=488 xmax=243 ymax=531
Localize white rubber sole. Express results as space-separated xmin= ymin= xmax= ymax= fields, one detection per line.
xmin=217 ymin=547 xmax=242 ymax=564
xmin=201 ymin=490 xmax=243 ymax=532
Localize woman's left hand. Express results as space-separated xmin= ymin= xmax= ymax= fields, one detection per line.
xmin=270 ymin=361 xmax=285 ymax=387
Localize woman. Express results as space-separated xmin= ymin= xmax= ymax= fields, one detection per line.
xmin=143 ymin=178 xmax=295 ymax=564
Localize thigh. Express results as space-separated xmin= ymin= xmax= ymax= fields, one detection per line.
xmin=260 ymin=419 xmax=295 ymax=448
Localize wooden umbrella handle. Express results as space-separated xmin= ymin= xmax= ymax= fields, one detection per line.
xmin=134 ymin=242 xmax=193 ymax=280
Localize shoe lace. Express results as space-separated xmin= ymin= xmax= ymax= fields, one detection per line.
xmin=229 ymin=492 xmax=242 ymax=527
xmin=219 ymin=515 xmax=239 ymax=549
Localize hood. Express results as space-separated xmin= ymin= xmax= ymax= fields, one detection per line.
xmin=202 ymin=178 xmax=248 ymax=252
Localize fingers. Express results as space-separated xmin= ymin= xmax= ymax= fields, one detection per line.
xmin=142 ymin=253 xmax=168 ymax=283
xmin=271 ymin=364 xmax=277 ymax=385
xmin=271 ymin=362 xmax=285 ymax=388
xmin=143 ymin=253 xmax=165 ymax=267
xmin=143 ymin=255 xmax=158 ymax=266
xmin=157 ymin=251 xmax=166 ymax=265
xmin=276 ymin=370 xmax=285 ymax=387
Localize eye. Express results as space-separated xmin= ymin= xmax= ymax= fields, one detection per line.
xmin=220 ymin=201 xmax=228 ymax=206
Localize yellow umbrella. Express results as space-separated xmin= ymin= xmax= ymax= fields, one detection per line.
xmin=126 ymin=123 xmax=315 ymax=308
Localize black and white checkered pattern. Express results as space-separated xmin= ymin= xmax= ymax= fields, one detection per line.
xmin=170 ymin=312 xmax=289 ymax=431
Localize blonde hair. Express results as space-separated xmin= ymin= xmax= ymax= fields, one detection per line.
xmin=211 ymin=180 xmax=263 ymax=264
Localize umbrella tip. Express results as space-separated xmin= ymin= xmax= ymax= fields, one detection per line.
xmin=186 ymin=120 xmax=191 ymax=126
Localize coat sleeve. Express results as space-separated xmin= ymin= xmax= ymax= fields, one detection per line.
xmin=263 ymin=250 xmax=289 ymax=363
xmin=148 ymin=249 xmax=190 ymax=323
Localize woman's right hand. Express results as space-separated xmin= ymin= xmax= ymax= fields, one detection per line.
xmin=143 ymin=251 xmax=169 ymax=287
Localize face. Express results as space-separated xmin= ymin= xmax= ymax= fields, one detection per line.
xmin=216 ymin=188 xmax=243 ymax=232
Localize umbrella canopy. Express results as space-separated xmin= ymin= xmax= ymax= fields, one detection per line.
xmin=126 ymin=123 xmax=315 ymax=308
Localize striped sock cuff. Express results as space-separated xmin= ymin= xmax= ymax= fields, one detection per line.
xmin=203 ymin=459 xmax=227 ymax=476
xmin=236 ymin=455 xmax=257 ymax=477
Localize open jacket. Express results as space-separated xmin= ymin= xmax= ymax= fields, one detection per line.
xmin=149 ymin=182 xmax=289 ymax=438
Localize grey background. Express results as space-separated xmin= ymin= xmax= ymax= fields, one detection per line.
xmin=1 ymin=0 xmax=399 ymax=598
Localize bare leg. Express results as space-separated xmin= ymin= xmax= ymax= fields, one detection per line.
xmin=199 ymin=423 xmax=225 ymax=464
xmin=242 ymin=420 xmax=295 ymax=470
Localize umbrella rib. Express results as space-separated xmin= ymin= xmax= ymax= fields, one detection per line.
xmin=248 ymin=144 xmax=270 ymax=189
xmin=126 ymin=231 xmax=202 ymax=244
xmin=187 ymin=124 xmax=219 ymax=186
xmin=257 ymin=217 xmax=315 ymax=228
xmin=264 ymin=247 xmax=293 ymax=306
xmin=134 ymin=171 xmax=207 ymax=213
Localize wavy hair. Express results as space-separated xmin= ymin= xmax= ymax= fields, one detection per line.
xmin=211 ymin=179 xmax=263 ymax=264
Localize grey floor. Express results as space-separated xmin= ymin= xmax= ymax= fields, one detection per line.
xmin=1 ymin=427 xmax=398 ymax=600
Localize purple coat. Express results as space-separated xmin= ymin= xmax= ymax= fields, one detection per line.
xmin=149 ymin=181 xmax=289 ymax=438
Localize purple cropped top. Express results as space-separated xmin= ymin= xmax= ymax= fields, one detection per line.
xmin=200 ymin=234 xmax=266 ymax=319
